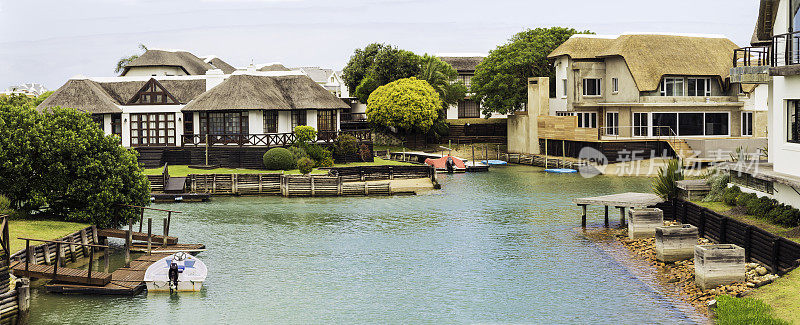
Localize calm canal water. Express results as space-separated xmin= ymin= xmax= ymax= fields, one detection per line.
xmin=30 ymin=165 xmax=698 ymax=324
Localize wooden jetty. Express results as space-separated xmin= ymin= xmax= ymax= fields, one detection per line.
xmin=97 ymin=228 xmax=177 ymax=245
xmin=573 ymin=192 xmax=664 ymax=228
xmin=12 ymin=238 xmax=112 ymax=286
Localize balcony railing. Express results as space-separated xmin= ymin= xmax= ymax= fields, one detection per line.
xmin=772 ymin=31 xmax=800 ymax=67
xmin=180 ymin=129 xmax=371 ymax=147
xmin=733 ymin=46 xmax=771 ymax=67
xmin=341 ymin=112 xmax=367 ymax=122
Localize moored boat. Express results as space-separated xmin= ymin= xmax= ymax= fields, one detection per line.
xmin=144 ymin=252 xmax=207 ymax=292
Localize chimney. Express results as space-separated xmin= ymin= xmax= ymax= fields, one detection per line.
xmin=205 ymin=69 xmax=225 ymax=91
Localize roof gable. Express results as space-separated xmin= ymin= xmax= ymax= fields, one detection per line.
xmin=36 ymin=79 xmax=122 ymax=114
xmin=127 ymin=78 xmax=181 ymax=105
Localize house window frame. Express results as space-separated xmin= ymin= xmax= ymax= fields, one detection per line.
xmin=787 ymin=100 xmax=800 ymax=144
xmin=606 ymin=111 xmax=619 ymax=135
xmin=651 ymin=111 xmax=731 ymax=137
xmin=457 ymin=99 xmax=481 ymax=118
xmin=687 ymin=78 xmax=712 ymax=97
xmin=576 ymin=112 xmax=597 ymax=128
xmin=633 ymin=112 xmax=649 ymax=137
xmin=562 ymin=78 xmax=568 ymax=98
xmin=582 ymin=78 xmax=602 ymax=97
xmin=263 ymin=110 xmax=278 ymax=134
xmin=661 ymin=77 xmax=685 ymax=96
xmin=130 ymin=113 xmax=176 ymax=147
xmin=317 ymin=110 xmax=337 ymax=132
xmin=612 ymin=78 xmax=619 ymax=93
xmin=742 ymin=111 xmax=754 ymax=136
xmin=291 ymin=110 xmax=307 ymax=130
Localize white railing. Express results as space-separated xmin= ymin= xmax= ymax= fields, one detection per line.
xmin=599 ymin=126 xmax=677 ymax=142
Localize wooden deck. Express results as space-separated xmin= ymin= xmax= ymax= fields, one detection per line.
xmin=573 ymin=192 xmax=665 ymax=228
xmin=12 ymin=264 xmax=112 ymax=286
xmin=44 ymin=243 xmax=205 ymax=295
xmin=97 ymin=228 xmax=178 ymax=245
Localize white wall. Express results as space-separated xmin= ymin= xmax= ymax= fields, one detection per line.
xmin=768 ymin=75 xmax=800 ymax=176
xmin=121 ymin=113 xmax=131 ymax=147
xmin=248 ymin=110 xmax=263 ymax=135
xmin=278 ymin=111 xmax=291 ymax=133
xmin=103 ymin=114 xmax=112 ymax=135
xmin=306 ymin=110 xmax=318 ymax=130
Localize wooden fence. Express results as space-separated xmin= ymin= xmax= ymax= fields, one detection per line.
xmin=655 ymin=200 xmax=800 ymax=275
xmin=10 ymin=226 xmax=99 ymax=266
xmin=505 ymin=153 xmax=591 ymax=170
xmin=187 ymin=174 xmax=391 ymax=197
xmin=324 ymin=165 xmax=436 ymax=182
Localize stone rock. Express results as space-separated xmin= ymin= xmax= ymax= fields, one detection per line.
xmin=756 ymin=266 xmax=768 ymax=276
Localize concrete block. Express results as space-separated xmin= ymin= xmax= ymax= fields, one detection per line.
xmin=694 ymin=244 xmax=746 ymax=290
xmin=655 ymin=224 xmax=698 ymax=262
xmin=627 ymin=208 xmax=663 ymax=239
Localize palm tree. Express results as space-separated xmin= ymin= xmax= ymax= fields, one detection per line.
xmin=115 ymin=44 xmax=148 ymax=75
xmin=416 ymin=54 xmax=466 ymax=107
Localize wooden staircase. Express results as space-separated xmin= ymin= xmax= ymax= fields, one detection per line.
xmin=665 ymin=138 xmax=695 ymax=165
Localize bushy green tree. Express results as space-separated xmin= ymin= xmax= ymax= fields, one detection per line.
xmin=342 ymin=43 xmax=421 ymax=101
xmin=417 ymin=54 xmax=467 ymax=108
xmin=366 ymin=77 xmax=441 ymax=134
xmin=0 ymin=100 xmax=149 ymax=227
xmin=263 ymin=148 xmax=296 ymax=170
xmin=472 ymin=27 xmax=592 ymax=115
xmin=297 ymin=158 xmax=314 ymax=175
xmin=293 ymin=125 xmax=317 ymax=144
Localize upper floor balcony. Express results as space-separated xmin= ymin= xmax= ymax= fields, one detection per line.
xmin=730 ymin=46 xmax=771 ymax=84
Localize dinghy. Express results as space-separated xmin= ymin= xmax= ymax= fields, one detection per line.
xmin=544 ymin=168 xmax=577 ymax=174
xmin=481 ymin=160 xmax=508 ymax=166
xmin=144 ymin=252 xmax=207 ymax=292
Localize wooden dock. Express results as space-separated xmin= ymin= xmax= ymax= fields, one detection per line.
xmin=44 ymin=243 xmax=205 ymax=295
xmin=97 ymin=228 xmax=178 ymax=245
xmin=12 ymin=264 xmax=111 ymax=286
xmin=573 ymin=192 xmax=664 ymax=228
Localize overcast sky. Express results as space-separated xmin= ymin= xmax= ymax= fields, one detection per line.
xmin=0 ymin=0 xmax=760 ymax=90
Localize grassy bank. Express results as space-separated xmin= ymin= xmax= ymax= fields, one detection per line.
xmin=750 ymin=268 xmax=800 ymax=323
xmin=692 ymin=201 xmax=800 ymax=243
xmin=8 ymin=219 xmax=89 ymax=253
xmin=715 ymin=295 xmax=788 ymax=325
xmin=143 ymin=158 xmax=414 ymax=177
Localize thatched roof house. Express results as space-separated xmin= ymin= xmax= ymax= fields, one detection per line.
xmin=122 ymin=50 xmax=235 ymax=76
xmin=38 ymin=79 xmax=122 ymax=114
xmin=257 ymin=63 xmax=292 ymax=72
xmin=437 ymin=56 xmax=485 ymax=72
xmin=182 ymin=74 xmax=349 ymax=111
xmin=548 ymin=33 xmax=739 ymax=92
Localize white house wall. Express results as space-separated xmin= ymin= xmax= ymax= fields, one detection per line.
xmin=278 ymin=111 xmax=291 ymax=133
xmin=306 ymin=110 xmax=318 ymax=130
xmin=768 ymin=75 xmax=800 ymax=176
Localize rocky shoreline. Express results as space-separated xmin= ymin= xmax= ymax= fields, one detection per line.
xmin=616 ymin=221 xmax=781 ymax=316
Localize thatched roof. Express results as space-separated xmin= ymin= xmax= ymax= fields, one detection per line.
xmin=37 ymin=79 xmax=122 ymax=114
xmin=549 ymin=34 xmax=739 ymax=92
xmin=548 ymin=36 xmax=617 ymax=60
xmin=754 ymin=0 xmax=779 ymax=45
xmin=122 ymin=50 xmax=215 ymax=75
xmin=258 ymin=63 xmax=292 ymax=72
xmin=182 ymin=74 xmax=349 ymax=111
xmin=98 ymin=79 xmax=206 ymax=104
xmin=207 ymin=58 xmax=236 ymax=74
xmin=438 ymin=56 xmax=484 ymax=72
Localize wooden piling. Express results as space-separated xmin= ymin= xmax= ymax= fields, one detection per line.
xmin=581 ymin=204 xmax=587 ymax=228
xmin=604 ymin=206 xmax=609 ymax=228
xmin=138 ymin=209 xmax=144 ymax=233
xmin=103 ymin=237 xmax=109 ymax=273
xmin=16 ymin=278 xmax=29 ymax=325
xmin=125 ymin=223 xmax=132 ymax=265
xmin=147 ymin=218 xmax=152 ymax=255
xmin=162 ymin=218 xmax=168 ymax=248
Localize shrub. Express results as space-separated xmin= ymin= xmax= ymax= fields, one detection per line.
xmin=359 ymin=144 xmax=372 ymax=162
xmin=334 ymin=134 xmax=359 ymax=157
xmin=703 ymin=170 xmax=730 ymax=202
xmin=0 ymin=195 xmax=10 ymax=214
xmin=297 ymin=157 xmax=314 ymax=175
xmin=723 ymin=186 xmax=741 ymax=206
xmin=304 ymin=144 xmax=333 ymax=167
xmin=294 ymin=126 xmax=317 ymax=144
xmin=366 ymin=77 xmax=441 ymax=133
xmin=652 ymin=159 xmax=684 ymax=201
xmin=736 ymin=192 xmax=758 ymax=208
xmin=747 ymin=196 xmax=776 ymax=217
xmin=288 ymin=146 xmax=309 ymax=161
xmin=318 ymin=156 xmax=335 ymax=168
xmin=714 ymin=295 xmax=788 ymax=325
xmin=263 ymin=148 xmax=296 ymax=170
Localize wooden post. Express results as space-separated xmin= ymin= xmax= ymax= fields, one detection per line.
xmin=88 ymin=246 xmax=94 ymax=283
xmin=162 ymin=218 xmax=168 ymax=248
xmin=604 ymin=206 xmax=609 ymax=228
xmin=484 ymin=143 xmax=488 ymax=163
xmin=24 ymin=239 xmax=29 ymax=274
xmin=125 ymin=223 xmax=132 ymax=265
xmin=2 ymin=218 xmax=9 ymax=268
xmin=56 ymin=241 xmax=64 ymax=267
xmin=311 ymin=176 xmax=316 ymax=197
xmin=471 ymin=142 xmax=475 ymax=165
xmin=80 ymin=228 xmax=89 ymax=256
xmin=259 ymin=174 xmax=263 ymax=194
xmin=138 ymin=208 xmax=144 ymax=233
xmin=54 ymin=243 xmax=60 ymax=277
xmin=91 ymin=225 xmax=99 ymax=245
xmin=364 ymin=182 xmax=369 ymax=196
xmin=544 ymin=139 xmax=549 ymax=169
xmin=43 ymin=243 xmax=51 ymax=265
xmin=67 ymin=236 xmax=76 ymax=263
xmin=581 ymin=205 xmax=587 ymax=228
xmin=166 ymin=211 xmax=172 ymax=238
xmin=619 ymin=207 xmax=626 ymax=227
xmin=389 ymin=166 xmax=394 ymax=180
xmin=232 ymin=174 xmax=238 ymax=194
xmin=205 ymin=134 xmax=209 ymax=166
xmin=147 ymin=218 xmax=152 ymax=255
xmin=16 ymin=278 xmax=30 ymax=325
xmin=103 ymin=237 xmax=109 ymax=273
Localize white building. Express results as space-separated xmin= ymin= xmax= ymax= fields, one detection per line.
xmin=291 ymin=67 xmax=349 ymax=98
xmin=3 ymin=83 xmax=49 ymax=97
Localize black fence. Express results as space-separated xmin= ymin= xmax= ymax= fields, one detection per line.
xmin=324 ymin=165 xmax=435 ymax=183
xmin=655 ymin=200 xmax=800 ymax=275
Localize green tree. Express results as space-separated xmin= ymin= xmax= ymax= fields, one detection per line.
xmin=366 ymin=77 xmax=441 ymax=134
xmin=472 ymin=27 xmax=592 ymax=115
xmin=34 ymin=91 xmax=54 ymax=106
xmin=417 ymin=54 xmax=467 ymax=108
xmin=115 ymin=44 xmax=148 ymax=75
xmin=0 ymin=100 xmax=150 ymax=227
xmin=342 ymin=43 xmax=421 ymax=102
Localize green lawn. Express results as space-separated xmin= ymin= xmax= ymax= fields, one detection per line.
xmin=692 ymin=201 xmax=800 ymax=243
xmin=714 ymin=295 xmax=788 ymax=325
xmin=751 ymin=268 xmax=800 ymax=324
xmin=8 ymin=219 xmax=89 ymax=254
xmin=143 ymin=158 xmax=414 ymax=177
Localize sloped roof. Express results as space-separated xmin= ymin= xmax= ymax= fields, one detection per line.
xmin=257 ymin=63 xmax=292 ymax=72
xmin=549 ymin=34 xmax=739 ymax=92
xmin=207 ymin=57 xmax=236 ymax=74
xmin=754 ymin=0 xmax=779 ymax=45
xmin=98 ymin=79 xmax=206 ymax=104
xmin=295 ymin=67 xmax=334 ymax=83
xmin=122 ymin=50 xmax=215 ymax=75
xmin=182 ymin=74 xmax=349 ymax=111
xmin=37 ymin=79 xmax=122 ymax=114
xmin=437 ymin=56 xmax=484 ymax=72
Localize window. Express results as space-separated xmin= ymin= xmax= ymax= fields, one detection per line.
xmin=612 ymin=78 xmax=619 ymax=93
xmin=127 ymin=78 xmax=179 ymax=105
xmin=562 ymin=79 xmax=568 ymax=98
xmin=793 ymin=0 xmax=800 ymax=32
xmin=556 ymin=111 xmax=575 ymax=117
xmin=688 ymin=78 xmax=711 ymax=97
xmin=130 ymin=113 xmax=176 ymax=146
xmin=199 ymin=112 xmax=248 ymax=140
xmin=651 ymin=112 xmax=729 ymax=137
xmin=291 ymin=110 xmax=307 ymax=129
xmin=661 ymin=77 xmax=685 ymax=96
xmin=576 ymin=112 xmax=597 ymax=128
xmin=790 ymin=101 xmax=800 ymax=143
xmin=317 ymin=110 xmax=337 ymax=132
xmin=111 ymin=114 xmax=122 ymax=136
xmin=183 ymin=112 xmax=193 ymax=135
xmin=458 ymin=75 xmax=473 ymax=89
xmin=606 ymin=112 xmax=619 ymax=135
xmin=633 ymin=113 xmax=648 ymax=136
xmin=458 ymin=100 xmax=481 ymax=118
xmin=263 ymin=111 xmax=278 ymax=134
xmin=742 ymin=112 xmax=754 ymax=136
xmin=582 ymin=78 xmax=601 ymax=96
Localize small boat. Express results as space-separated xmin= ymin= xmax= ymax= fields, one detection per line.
xmin=425 ymin=155 xmax=467 ymax=173
xmin=481 ymin=160 xmax=508 ymax=166
xmin=144 ymin=252 xmax=207 ymax=292
xmin=544 ymin=168 xmax=578 ymax=174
